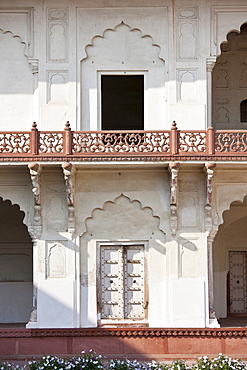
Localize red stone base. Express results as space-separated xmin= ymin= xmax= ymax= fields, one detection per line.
xmin=1 ymin=328 xmax=247 ymax=363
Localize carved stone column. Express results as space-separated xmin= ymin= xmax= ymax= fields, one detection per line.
xmin=27 ymin=162 xmax=42 ymax=328
xmin=169 ymin=162 xmax=180 ymax=238
xmin=204 ymin=162 xmax=219 ymax=327
xmin=206 ymin=57 xmax=217 ymax=128
xmin=62 ymin=162 xmax=75 ymax=238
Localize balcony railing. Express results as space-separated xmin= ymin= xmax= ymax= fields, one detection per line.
xmin=1 ymin=122 xmax=247 ymax=160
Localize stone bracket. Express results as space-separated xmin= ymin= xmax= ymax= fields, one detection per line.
xmin=204 ymin=162 xmax=216 ymax=236
xmin=28 ymin=58 xmax=39 ymax=74
xmin=62 ymin=162 xmax=75 ymax=237
xmin=169 ymin=162 xmax=180 ymax=238
xmin=28 ymin=162 xmax=42 ymax=238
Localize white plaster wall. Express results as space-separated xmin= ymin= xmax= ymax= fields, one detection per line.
xmin=36 ymin=169 xmax=76 ymax=328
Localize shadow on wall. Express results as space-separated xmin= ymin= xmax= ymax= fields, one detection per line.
xmin=0 ymin=30 xmax=33 ymax=129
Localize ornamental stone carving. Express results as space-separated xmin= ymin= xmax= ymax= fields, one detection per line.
xmin=28 ymin=162 xmax=42 ymax=236
xmin=169 ymin=162 xmax=180 ymax=238
xmin=62 ymin=162 xmax=75 ymax=237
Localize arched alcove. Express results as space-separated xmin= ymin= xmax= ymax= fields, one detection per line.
xmin=80 ymin=22 xmax=166 ymax=131
xmin=0 ymin=197 xmax=33 ymax=327
xmin=80 ymin=194 xmax=166 ymax=327
xmin=213 ymin=196 xmax=247 ymax=320
xmin=240 ymin=99 xmax=247 ymax=122
xmin=212 ymin=22 xmax=247 ymax=129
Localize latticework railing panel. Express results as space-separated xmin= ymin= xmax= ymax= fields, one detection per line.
xmin=179 ymin=131 xmax=207 ymax=153
xmin=0 ymin=133 xmax=30 ymax=154
xmin=73 ymin=131 xmax=170 ymax=154
xmin=39 ymin=132 xmax=64 ymax=154
xmin=215 ymin=131 xmax=247 ymax=153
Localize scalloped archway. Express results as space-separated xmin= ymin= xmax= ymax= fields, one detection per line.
xmin=0 ymin=197 xmax=33 ymax=327
xmin=213 ymin=195 xmax=247 ymax=321
xmin=212 ymin=22 xmax=247 ymax=130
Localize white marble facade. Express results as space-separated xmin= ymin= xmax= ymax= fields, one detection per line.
xmin=0 ymin=0 xmax=247 ymax=329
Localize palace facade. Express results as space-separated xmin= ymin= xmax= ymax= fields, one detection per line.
xmin=0 ymin=0 xmax=247 ymax=333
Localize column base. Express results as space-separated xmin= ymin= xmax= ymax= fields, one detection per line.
xmin=208 ymin=318 xmax=220 ymax=328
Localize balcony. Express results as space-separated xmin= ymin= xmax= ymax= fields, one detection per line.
xmin=1 ymin=122 xmax=247 ymax=162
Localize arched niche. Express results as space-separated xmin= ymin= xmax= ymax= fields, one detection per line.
xmin=0 ymin=197 xmax=33 ymax=327
xmin=80 ymin=194 xmax=166 ymax=327
xmin=212 ymin=23 xmax=247 ymax=129
xmin=80 ymin=22 xmax=166 ymax=131
xmin=213 ymin=195 xmax=247 ymax=320
xmin=0 ymin=30 xmax=33 ymax=130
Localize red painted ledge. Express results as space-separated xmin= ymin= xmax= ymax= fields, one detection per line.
xmin=1 ymin=327 xmax=247 ymax=338
xmin=1 ymin=328 xmax=247 ymax=362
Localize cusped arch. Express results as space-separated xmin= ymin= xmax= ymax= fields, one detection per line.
xmin=82 ymin=21 xmax=164 ymax=64
xmin=0 ymin=197 xmax=31 ymax=243
xmin=219 ymin=195 xmax=247 ymax=231
xmin=0 ymin=28 xmax=28 ymax=58
xmin=81 ymin=194 xmax=165 ymax=240
xmin=219 ymin=22 xmax=247 ymax=54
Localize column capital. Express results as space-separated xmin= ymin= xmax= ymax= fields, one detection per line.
xmin=206 ymin=56 xmax=217 ymax=72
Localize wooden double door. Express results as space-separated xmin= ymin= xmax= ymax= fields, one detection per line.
xmin=228 ymin=251 xmax=247 ymax=316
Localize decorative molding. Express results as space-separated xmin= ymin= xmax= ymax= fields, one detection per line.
xmin=177 ymin=8 xmax=198 ymax=61
xmin=82 ymin=193 xmax=165 ymax=239
xmin=215 ymin=69 xmax=229 ymax=88
xmin=179 ymin=181 xmax=198 ymax=192
xmin=169 ymin=162 xmax=180 ymax=238
xmin=177 ymin=69 xmax=198 ymax=102
xmin=206 ymin=57 xmax=217 ymax=73
xmin=46 ymin=194 xmax=66 ymax=231
xmin=82 ymin=21 xmax=165 ymax=63
xmin=46 ymin=241 xmax=67 ymax=279
xmin=47 ymin=70 xmax=68 ymax=103
xmin=48 ymin=8 xmax=68 ymax=20
xmin=179 ymin=239 xmax=198 ymax=278
xmin=2 ymin=154 xmax=247 ymax=163
xmin=47 ymin=8 xmax=68 ymax=62
xmin=0 ymin=7 xmax=34 ymax=57
xmin=28 ymin=58 xmax=39 ymax=74
xmin=1 ymin=327 xmax=247 ymax=338
xmin=62 ymin=162 xmax=75 ymax=237
xmin=178 ymin=8 xmax=197 ymax=19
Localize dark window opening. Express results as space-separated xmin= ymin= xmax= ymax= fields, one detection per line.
xmin=241 ymin=99 xmax=247 ymax=122
xmin=101 ymin=75 xmax=144 ymax=131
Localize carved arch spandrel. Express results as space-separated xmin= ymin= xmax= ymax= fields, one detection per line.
xmin=0 ymin=7 xmax=34 ymax=57
xmin=81 ymin=22 xmax=165 ymax=64
xmin=80 ymin=194 xmax=165 ymax=240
